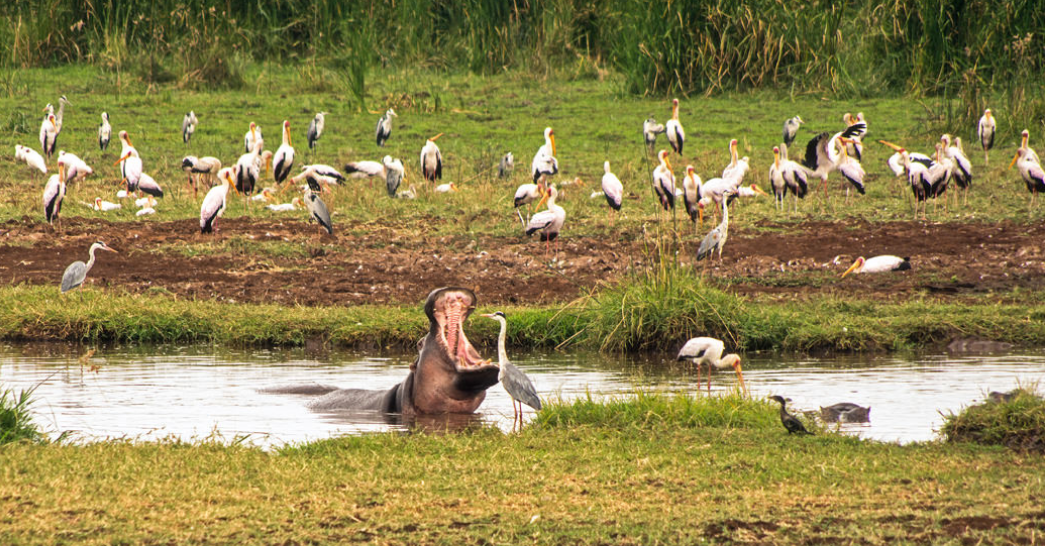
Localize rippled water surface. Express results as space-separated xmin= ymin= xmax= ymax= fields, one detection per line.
xmin=1 ymin=343 xmax=1042 ymax=448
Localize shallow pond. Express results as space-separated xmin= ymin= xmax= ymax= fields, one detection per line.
xmin=1 ymin=343 xmax=1042 ymax=448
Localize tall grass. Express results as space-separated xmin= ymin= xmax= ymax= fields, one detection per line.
xmin=2 ymin=0 xmax=1043 ymax=98
xmin=940 ymin=386 xmax=1045 ymax=452
xmin=0 ymin=384 xmax=45 ymax=445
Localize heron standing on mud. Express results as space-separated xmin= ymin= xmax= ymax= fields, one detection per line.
xmin=61 ymin=241 xmax=118 ymax=295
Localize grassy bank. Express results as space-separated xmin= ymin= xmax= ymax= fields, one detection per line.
xmin=4 ymin=276 xmax=1045 ymax=352
xmin=1 ymin=395 xmax=1043 ymax=544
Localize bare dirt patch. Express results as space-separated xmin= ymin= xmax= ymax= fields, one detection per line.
xmin=3 ymin=217 xmax=1045 ymax=306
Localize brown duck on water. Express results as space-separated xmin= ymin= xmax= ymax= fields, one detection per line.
xmin=770 ymin=395 xmax=812 ymax=435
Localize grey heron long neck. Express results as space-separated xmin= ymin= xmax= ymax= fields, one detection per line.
xmin=494 ymin=316 xmax=509 ymax=368
xmin=85 ymin=245 xmax=100 ymax=274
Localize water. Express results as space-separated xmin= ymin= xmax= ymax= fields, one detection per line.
xmin=1 ymin=342 xmax=1042 ymax=448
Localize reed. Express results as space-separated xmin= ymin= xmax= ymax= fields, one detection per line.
xmin=0 ymin=384 xmax=45 ymax=445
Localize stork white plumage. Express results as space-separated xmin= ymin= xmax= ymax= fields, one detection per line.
xmin=835 ymin=137 xmax=867 ymax=201
xmin=343 ymin=159 xmax=386 ymax=179
xmin=665 ymin=98 xmax=685 ymax=156
xmin=841 ymin=255 xmax=912 ymax=277
xmin=513 ymin=181 xmax=545 ymax=227
xmin=43 ymin=163 xmax=67 ymax=228
xmin=769 ymin=146 xmax=786 ymax=211
xmin=181 ymin=156 xmax=222 ymax=198
xmin=272 ymin=120 xmax=295 ymax=184
xmin=92 ymin=197 xmax=122 ymax=211
xmin=941 ymin=134 xmax=972 ymax=205
xmin=40 ymin=114 xmax=58 ymax=160
xmin=676 ymin=337 xmax=746 ymax=394
xmin=375 ymin=108 xmax=396 ymax=147
xmin=531 ymin=127 xmax=558 ymax=183
xmin=98 ymin=112 xmax=112 ymax=151
xmin=136 ymin=172 xmax=164 ymax=198
xmin=421 ymin=133 xmax=444 ymax=182
xmin=1012 ymin=147 xmax=1045 ymax=207
xmin=802 ymin=122 xmax=867 ymax=202
xmin=682 ymin=165 xmax=702 ymax=227
xmin=977 ymin=108 xmax=995 ymax=165
xmin=57 ymin=151 xmax=93 ymax=184
xmin=652 ymin=149 xmax=676 ymax=213
xmin=114 ymin=132 xmax=143 ymax=195
xmin=17 ymin=145 xmax=48 ymax=177
xmin=778 ymin=143 xmax=809 ymax=211
xmin=200 ymin=168 xmax=237 ymax=233
xmin=236 ymin=129 xmax=263 ymax=198
xmin=601 ymin=161 xmax=624 ymax=226
xmin=1017 ymin=129 xmax=1041 ymax=164
xmin=525 ymin=184 xmax=566 ymax=259
xmin=244 ymin=122 xmax=263 ymax=153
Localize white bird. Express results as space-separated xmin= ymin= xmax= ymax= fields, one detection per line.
xmin=601 ymin=161 xmax=624 ymax=225
xmin=421 ymin=133 xmax=444 ymax=182
xmin=665 ymin=98 xmax=685 ymax=155
xmin=200 ymin=168 xmax=237 ymax=233
xmin=397 ymin=184 xmax=418 ymax=199
xmin=525 ymin=184 xmax=566 ymax=258
xmin=643 ymin=117 xmax=666 ymax=153
xmin=769 ymin=147 xmax=787 ymax=211
xmin=480 ymin=311 xmax=542 ymax=425
xmin=721 ymin=139 xmax=743 ymax=179
xmin=384 ymin=155 xmax=405 ymax=197
xmin=941 ymin=134 xmax=973 ymax=203
xmin=375 ymin=108 xmax=396 ymax=147
xmin=513 ymin=181 xmax=545 ymax=226
xmin=696 ymin=192 xmax=731 ymax=262
xmin=676 ymin=337 xmax=746 ymax=394
xmin=1017 ymin=129 xmax=1041 ymax=164
xmin=16 ymin=145 xmax=47 ymax=176
xmin=182 ymin=111 xmax=198 ymax=144
xmin=43 ymin=163 xmax=67 ymax=227
xmin=181 ymin=156 xmax=222 ymax=198
xmin=39 ymin=114 xmax=58 ymax=160
xmin=435 ymin=182 xmax=457 ymax=193
xmin=835 ymin=137 xmax=867 ymax=199
xmin=977 ymin=108 xmax=995 ymax=165
xmin=531 ymin=127 xmax=558 ymax=183
xmin=778 ymin=144 xmax=809 ymax=207
xmin=652 ymin=149 xmax=676 ymax=212
xmin=292 ymin=165 xmax=342 ymax=193
xmin=802 ymin=122 xmax=867 ymax=200
xmin=136 ymin=206 xmax=156 ymax=217
xmin=92 ymin=197 xmax=122 ymax=211
xmin=243 ymin=122 xmax=263 ymax=153
xmin=842 ymin=113 xmax=865 ymax=160
xmin=498 ymin=152 xmax=514 ymax=179
xmin=113 ymin=133 xmax=143 ymax=194
xmin=682 ymin=165 xmax=703 ymax=225
xmin=735 ymin=184 xmax=769 ymax=199
xmin=98 ymin=112 xmax=112 ymax=150
xmin=267 ymin=197 xmax=303 ymax=212
xmin=272 ymin=120 xmax=295 ymax=184
xmin=343 ymin=159 xmax=386 ymax=178
xmin=1012 ymin=147 xmax=1045 ymax=207
xmin=782 ymin=116 xmax=803 ymax=147
xmin=135 ymin=196 xmax=157 ymax=216
xmin=307 ymin=112 xmax=326 ymax=151
xmin=57 ymin=151 xmax=93 ymax=184
xmin=236 ymin=132 xmax=263 ymax=197
xmin=300 ymin=164 xmax=345 ymax=182
xmin=841 ymin=255 xmax=912 ymax=277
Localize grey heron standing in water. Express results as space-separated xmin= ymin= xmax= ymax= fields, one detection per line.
xmin=61 ymin=241 xmax=117 ymax=295
xmin=481 ymin=311 xmax=541 ymax=427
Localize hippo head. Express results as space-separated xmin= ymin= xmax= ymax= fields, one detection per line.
xmin=408 ymin=287 xmax=500 ymax=414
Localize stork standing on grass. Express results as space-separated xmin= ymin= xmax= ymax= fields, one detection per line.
xmin=98 ymin=112 xmax=111 ymax=151
xmin=531 ymin=127 xmax=558 ymax=183
xmin=665 ymin=98 xmax=685 ymax=156
xmin=200 ymin=168 xmax=238 ymax=233
xmin=272 ymin=120 xmax=295 ymax=185
xmin=525 ymin=184 xmax=566 ymax=259
xmin=43 ymin=163 xmax=67 ymax=228
xmin=601 ymin=161 xmax=624 ymax=226
xmin=40 ymin=114 xmax=58 ymax=160
xmin=244 ymin=122 xmax=263 ymax=153
xmin=421 ymin=133 xmax=444 ymax=183
xmin=978 ymin=108 xmax=995 ymax=165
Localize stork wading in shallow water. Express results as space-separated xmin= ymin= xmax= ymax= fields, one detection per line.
xmin=307 ymin=112 xmax=326 ymax=153
xmin=770 ymin=396 xmax=812 ymax=435
xmin=43 ymin=163 xmax=67 ymax=229
xmin=531 ymin=127 xmax=558 ymax=183
xmin=601 ymin=161 xmax=624 ymax=226
xmin=665 ymin=98 xmax=685 ymax=156
xmin=676 ymin=337 xmax=747 ymax=395
xmin=525 ymin=184 xmax=566 ymax=259
xmin=272 ymin=120 xmax=295 ymax=185
xmin=98 ymin=112 xmax=112 ymax=151
xmin=200 ymin=168 xmax=238 ymax=234
xmin=978 ymin=108 xmax=996 ymax=165
xmin=481 ymin=311 xmax=541 ymax=427
xmin=420 ymin=133 xmax=444 ymax=183
xmin=182 ymin=111 xmax=198 ymax=144
xmin=61 ymin=241 xmax=117 ymax=296
xmin=375 ymin=108 xmax=396 ymax=148
xmin=841 ymin=255 xmax=912 ymax=277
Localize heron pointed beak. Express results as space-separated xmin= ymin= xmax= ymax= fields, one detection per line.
xmin=841 ymin=259 xmax=862 ymax=278
xmin=1010 ymin=153 xmax=1020 ymax=169
xmin=479 ymin=313 xmax=494 ymax=318
xmin=878 ymin=140 xmax=903 ymax=152
xmin=104 ymin=246 xmax=118 ymax=253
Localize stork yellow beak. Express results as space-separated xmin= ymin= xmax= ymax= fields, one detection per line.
xmin=430 ymin=133 xmax=444 ymax=142
xmin=535 ymin=189 xmax=549 ymax=209
xmin=1010 ymin=153 xmax=1020 ymax=169
xmin=841 ymin=259 xmax=862 ymax=278
xmin=550 ymin=133 xmax=556 ymax=157
xmin=878 ymin=140 xmax=903 ymax=152
xmin=752 ymin=185 xmax=768 ymax=196
xmin=113 ymin=153 xmax=132 ymax=166
xmin=286 ymin=123 xmax=292 ymax=147
xmin=665 ymin=156 xmax=673 ymax=172
xmin=733 ymin=360 xmax=747 ymax=395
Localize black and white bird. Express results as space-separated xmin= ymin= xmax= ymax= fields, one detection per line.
xmin=498 ymin=152 xmax=514 ymax=179
xmin=61 ymin=241 xmax=117 ymax=295
xmin=652 ymin=149 xmax=676 ymax=212
xmin=802 ymin=122 xmax=866 ymax=200
xmin=243 ymin=122 xmax=263 ymax=153
xmin=525 ymin=184 xmax=566 ymax=258
xmin=513 ymin=181 xmax=545 ymax=226
xmin=307 ymin=112 xmax=326 ymax=152
xmin=272 ymin=120 xmax=295 ymax=184
xmin=941 ymin=134 xmax=973 ymax=203
xmin=676 ymin=336 xmax=746 ymax=394
xmin=643 ymin=117 xmax=666 ymax=153
xmin=200 ymin=168 xmax=237 ymax=233
xmin=181 ymin=156 xmax=222 ymax=198
xmin=977 ymin=108 xmax=996 ymax=165
xmin=665 ymin=98 xmax=685 ymax=156
xmin=303 ymin=188 xmax=333 ymax=235
xmin=98 ymin=112 xmax=111 ymax=151
xmin=531 ymin=127 xmax=558 ymax=183
xmin=420 ymin=133 xmax=444 ymax=182
xmin=481 ymin=311 xmax=541 ymax=425
xmin=1012 ymin=146 xmax=1045 ymax=206
xmin=782 ymin=116 xmax=803 ymax=147
xmin=43 ymin=163 xmax=67 ymax=228
xmin=601 ymin=161 xmax=624 ymax=225
xmin=375 ymin=108 xmax=396 ymax=147
xmin=841 ymin=255 xmax=912 ymax=277
xmin=770 ymin=396 xmax=812 ymax=435
xmin=182 ymin=111 xmax=198 ymax=144
xmin=682 ymin=165 xmax=703 ymax=225
xmin=39 ymin=114 xmax=58 ymax=160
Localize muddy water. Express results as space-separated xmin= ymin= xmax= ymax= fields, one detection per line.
xmin=1 ymin=343 xmax=1042 ymax=448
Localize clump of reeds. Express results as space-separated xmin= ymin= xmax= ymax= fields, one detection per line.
xmin=0 ymin=384 xmax=45 ymax=445
xmin=940 ymin=386 xmax=1045 ymax=452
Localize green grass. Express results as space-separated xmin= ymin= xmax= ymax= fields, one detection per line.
xmin=0 ymin=383 xmax=46 ymax=445
xmin=941 ymin=385 xmax=1045 ymax=452
xmin=1 ymin=395 xmax=1043 ymax=544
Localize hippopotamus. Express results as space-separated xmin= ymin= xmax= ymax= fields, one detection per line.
xmin=302 ymin=287 xmax=501 ymax=415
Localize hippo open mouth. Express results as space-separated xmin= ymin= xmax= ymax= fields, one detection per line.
xmin=431 ymin=288 xmax=488 ymax=370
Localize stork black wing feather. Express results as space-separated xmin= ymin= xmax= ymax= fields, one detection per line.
xmin=802 ymin=132 xmax=828 ymax=170
xmin=841 ymin=122 xmax=866 ymax=139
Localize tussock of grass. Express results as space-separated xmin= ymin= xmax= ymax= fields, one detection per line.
xmin=941 ymin=387 xmax=1045 ymax=452
xmin=534 ymin=391 xmax=779 ymax=431
xmin=0 ymin=384 xmax=45 ymax=445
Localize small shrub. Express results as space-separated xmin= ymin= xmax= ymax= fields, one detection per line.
xmin=941 ymin=388 xmax=1045 ymax=452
